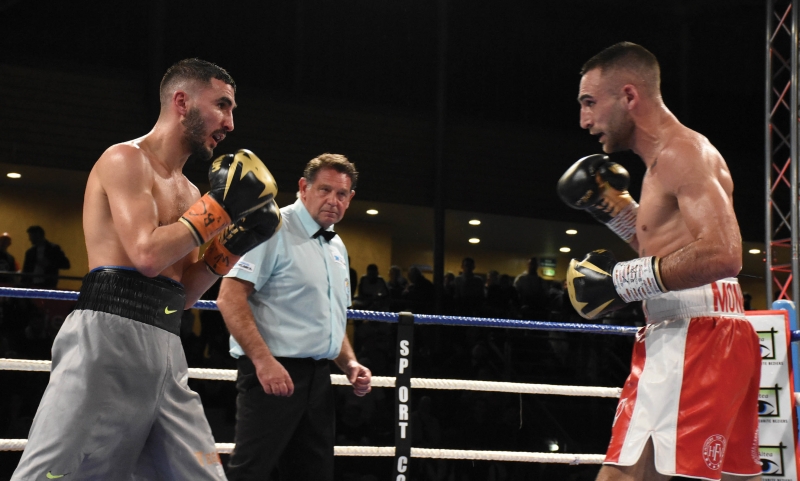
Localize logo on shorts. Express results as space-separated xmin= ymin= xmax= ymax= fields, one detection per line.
xmin=635 ymin=325 xmax=650 ymax=343
xmin=194 ymin=450 xmax=222 ymax=468
xmin=613 ymin=398 xmax=627 ymax=427
xmin=702 ymin=434 xmax=727 ymax=470
xmin=710 ymin=280 xmax=745 ymax=314
xmin=46 ymin=472 xmax=68 ymax=479
xmin=164 ymin=307 xmax=178 ymax=315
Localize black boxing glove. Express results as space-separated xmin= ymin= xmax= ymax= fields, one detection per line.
xmin=180 ymin=149 xmax=279 ymax=246
xmin=566 ymin=249 xmax=666 ymax=320
xmin=557 ymin=154 xmax=638 ymax=243
xmin=203 ymin=199 xmax=283 ymax=276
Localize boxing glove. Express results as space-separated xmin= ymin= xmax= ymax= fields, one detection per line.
xmin=203 ymin=199 xmax=283 ymax=276
xmin=567 ymin=249 xmax=666 ymax=320
xmin=557 ymin=154 xmax=638 ymax=242
xmin=180 ymin=149 xmax=279 ymax=246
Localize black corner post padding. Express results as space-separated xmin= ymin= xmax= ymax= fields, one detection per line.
xmin=393 ymin=311 xmax=415 ymax=480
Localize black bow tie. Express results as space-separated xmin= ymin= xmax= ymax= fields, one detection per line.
xmin=313 ymin=229 xmax=337 ymax=242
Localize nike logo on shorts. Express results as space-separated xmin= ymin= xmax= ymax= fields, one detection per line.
xmin=46 ymin=472 xmax=67 ymax=479
xmin=164 ymin=307 xmax=178 ymax=315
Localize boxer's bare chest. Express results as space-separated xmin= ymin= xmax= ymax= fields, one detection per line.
xmin=152 ymin=175 xmax=194 ymax=227
xmin=636 ymin=165 xmax=691 ymax=257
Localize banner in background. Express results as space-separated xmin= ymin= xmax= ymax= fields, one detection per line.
xmin=748 ymin=310 xmax=800 ymax=480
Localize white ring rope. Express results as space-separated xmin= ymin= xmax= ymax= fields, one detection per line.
xmin=0 ymin=358 xmax=622 ymax=398
xmin=0 ymin=357 xmax=615 ymax=463
xmin=0 ymin=439 xmax=603 ymax=464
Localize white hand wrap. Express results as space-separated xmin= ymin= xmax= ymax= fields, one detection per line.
xmin=612 ymin=256 xmax=666 ymax=302
xmin=606 ymin=201 xmax=638 ymax=243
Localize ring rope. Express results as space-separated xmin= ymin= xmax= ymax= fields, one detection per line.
xmin=0 ymin=287 xmax=768 ymax=466
xmin=5 ymin=286 xmax=800 ymax=340
xmin=0 ymin=439 xmax=602 ymax=464
xmin=0 ymin=287 xmax=637 ymax=335
xmin=0 ymin=358 xmax=622 ymax=398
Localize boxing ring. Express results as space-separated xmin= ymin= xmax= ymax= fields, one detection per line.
xmin=1 ymin=286 xmax=799 ymax=478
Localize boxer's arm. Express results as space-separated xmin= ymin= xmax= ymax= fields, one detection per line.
xmin=98 ymin=145 xmax=199 ymax=277
xmin=657 ymin=148 xmax=742 ymax=291
xmin=180 ymin=259 xmax=222 ymax=308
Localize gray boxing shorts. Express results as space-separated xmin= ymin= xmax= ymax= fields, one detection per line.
xmin=12 ymin=267 xmax=226 ymax=481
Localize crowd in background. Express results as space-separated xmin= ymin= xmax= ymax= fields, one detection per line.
xmin=0 ymin=251 xmax=644 ymax=480
xmin=351 ymin=256 xmax=645 ymax=326
xmin=0 ymin=227 xmax=71 ymax=290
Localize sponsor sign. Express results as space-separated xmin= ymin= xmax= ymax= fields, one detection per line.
xmin=748 ymin=310 xmax=800 ymax=480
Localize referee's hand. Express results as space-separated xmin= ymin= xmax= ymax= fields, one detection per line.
xmin=256 ymin=355 xmax=294 ymax=397
xmin=345 ymin=361 xmax=372 ymax=397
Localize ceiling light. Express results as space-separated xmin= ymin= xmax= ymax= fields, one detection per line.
xmin=566 ymin=229 xmax=577 ymax=235
xmin=6 ymin=173 xmax=21 ymax=179
xmin=469 ymin=238 xmax=480 ymax=244
xmin=559 ymin=247 xmax=571 ymax=253
xmin=469 ymin=219 xmax=481 ymax=226
xmin=366 ymin=209 xmax=379 ymax=215
xmin=748 ymin=249 xmax=761 ymax=254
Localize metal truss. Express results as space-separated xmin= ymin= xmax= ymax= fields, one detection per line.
xmin=767 ymin=0 xmax=799 ymax=303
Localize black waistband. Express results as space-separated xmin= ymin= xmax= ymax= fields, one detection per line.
xmin=76 ymin=267 xmax=186 ymax=336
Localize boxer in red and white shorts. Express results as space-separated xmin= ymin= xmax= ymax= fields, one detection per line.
xmin=606 ymin=278 xmax=761 ymax=479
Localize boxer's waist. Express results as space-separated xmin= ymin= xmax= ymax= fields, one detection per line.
xmin=643 ymin=277 xmax=745 ymax=323
xmin=76 ymin=267 xmax=186 ymax=336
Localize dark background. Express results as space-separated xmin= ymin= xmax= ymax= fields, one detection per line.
xmin=0 ymin=0 xmax=767 ymax=240
xmin=0 ymin=1 xmax=770 ymax=479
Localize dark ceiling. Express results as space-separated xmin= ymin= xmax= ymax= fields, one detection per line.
xmin=0 ymin=0 xmax=768 ymax=241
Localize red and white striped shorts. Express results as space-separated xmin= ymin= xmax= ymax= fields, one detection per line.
xmin=605 ymin=278 xmax=761 ymax=480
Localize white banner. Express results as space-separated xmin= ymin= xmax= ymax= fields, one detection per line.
xmin=748 ymin=310 xmax=800 ymax=480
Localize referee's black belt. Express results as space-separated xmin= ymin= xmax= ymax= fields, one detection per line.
xmin=238 ymin=356 xmax=330 ymax=367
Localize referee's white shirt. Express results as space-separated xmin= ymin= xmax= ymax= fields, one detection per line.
xmin=226 ymin=198 xmax=351 ymax=360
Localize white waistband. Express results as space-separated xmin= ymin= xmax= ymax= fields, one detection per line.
xmin=642 ymin=278 xmax=745 ymax=323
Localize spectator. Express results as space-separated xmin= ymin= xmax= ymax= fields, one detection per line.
xmin=386 ymin=265 xmax=408 ymax=301
xmin=403 ymin=266 xmax=435 ymax=314
xmin=0 ymin=233 xmax=19 ymax=286
xmin=441 ymin=271 xmax=456 ymax=314
xmin=484 ymin=270 xmax=505 ymax=316
xmin=21 ymin=226 xmax=70 ymax=289
xmin=354 ymin=264 xmax=389 ymax=310
xmin=514 ymin=257 xmax=547 ymax=319
xmin=553 ymin=279 xmax=584 ymax=324
xmin=498 ymin=274 xmax=519 ymax=317
xmin=453 ymin=257 xmax=485 ymax=316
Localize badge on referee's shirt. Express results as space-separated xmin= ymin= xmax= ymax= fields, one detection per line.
xmin=233 ymin=260 xmax=255 ymax=273
xmin=329 ymin=246 xmax=346 ymax=268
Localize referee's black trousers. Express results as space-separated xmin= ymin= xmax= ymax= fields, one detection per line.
xmin=226 ymin=356 xmax=335 ymax=481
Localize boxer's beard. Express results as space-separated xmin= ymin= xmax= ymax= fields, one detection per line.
xmin=182 ymin=107 xmax=213 ymax=161
xmin=603 ymin=109 xmax=635 ymax=153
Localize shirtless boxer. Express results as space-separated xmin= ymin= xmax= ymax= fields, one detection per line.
xmin=558 ymin=43 xmax=761 ymax=481
xmin=13 ymin=58 xmax=281 ymax=480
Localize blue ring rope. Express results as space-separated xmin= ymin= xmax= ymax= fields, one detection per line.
xmin=2 ymin=286 xmax=793 ymax=340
